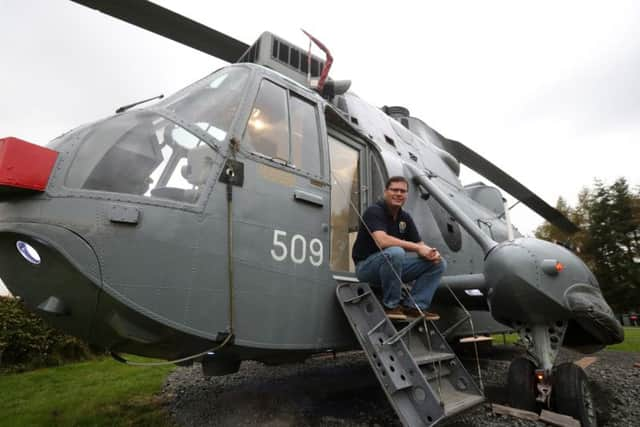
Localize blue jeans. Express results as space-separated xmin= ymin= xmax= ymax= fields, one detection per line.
xmin=355 ymin=246 xmax=447 ymax=310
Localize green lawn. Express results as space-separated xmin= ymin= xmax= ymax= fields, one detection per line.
xmin=0 ymin=356 xmax=174 ymax=427
xmin=493 ymin=326 xmax=640 ymax=352
xmin=608 ymin=326 xmax=640 ymax=352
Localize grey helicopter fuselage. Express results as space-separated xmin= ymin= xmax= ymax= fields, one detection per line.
xmin=0 ymin=62 xmax=621 ymax=366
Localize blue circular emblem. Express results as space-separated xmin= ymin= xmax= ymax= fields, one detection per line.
xmin=16 ymin=241 xmax=41 ymax=265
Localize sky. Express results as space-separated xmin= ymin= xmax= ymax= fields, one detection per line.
xmin=1 ymin=1 xmax=639 ymax=293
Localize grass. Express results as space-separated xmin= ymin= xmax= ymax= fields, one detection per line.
xmin=608 ymin=326 xmax=640 ymax=352
xmin=0 ymin=356 xmax=175 ymax=427
xmin=493 ymin=326 xmax=640 ymax=352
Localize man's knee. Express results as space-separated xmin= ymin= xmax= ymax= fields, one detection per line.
xmin=383 ymin=246 xmax=405 ymax=262
xmin=438 ymin=258 xmax=448 ymax=272
xmin=419 ymin=257 xmax=447 ymax=274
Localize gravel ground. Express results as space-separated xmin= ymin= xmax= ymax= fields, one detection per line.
xmin=162 ymin=346 xmax=640 ymax=426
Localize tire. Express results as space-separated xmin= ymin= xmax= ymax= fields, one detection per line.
xmin=552 ymin=363 xmax=597 ymax=427
xmin=506 ymin=357 xmax=538 ymax=412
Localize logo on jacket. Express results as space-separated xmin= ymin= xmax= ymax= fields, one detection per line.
xmin=399 ymin=221 xmax=406 ymax=233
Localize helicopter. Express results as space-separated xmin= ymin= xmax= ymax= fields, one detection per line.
xmin=0 ymin=1 xmax=625 ymax=426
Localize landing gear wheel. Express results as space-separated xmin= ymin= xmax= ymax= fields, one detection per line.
xmin=506 ymin=357 xmax=538 ymax=412
xmin=552 ymin=363 xmax=597 ymax=427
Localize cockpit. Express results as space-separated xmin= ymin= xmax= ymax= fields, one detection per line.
xmin=58 ymin=67 xmax=250 ymax=204
xmin=54 ymin=64 xmax=324 ymax=205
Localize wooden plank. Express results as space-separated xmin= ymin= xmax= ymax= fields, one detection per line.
xmin=574 ymin=356 xmax=598 ymax=369
xmin=311 ymin=351 xmax=337 ymax=360
xmin=491 ymin=403 xmax=539 ymax=421
xmin=459 ymin=335 xmax=493 ymax=343
xmin=539 ymin=409 xmax=580 ymax=427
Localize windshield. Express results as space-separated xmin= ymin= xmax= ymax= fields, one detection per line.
xmin=64 ymin=111 xmax=221 ymax=204
xmin=161 ymin=67 xmax=249 ymax=143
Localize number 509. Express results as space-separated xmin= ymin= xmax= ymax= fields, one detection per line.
xmin=270 ymin=230 xmax=323 ymax=267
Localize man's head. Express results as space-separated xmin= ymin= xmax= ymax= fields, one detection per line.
xmin=384 ymin=176 xmax=409 ymax=210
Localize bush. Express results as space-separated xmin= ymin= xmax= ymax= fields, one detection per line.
xmin=0 ymin=296 xmax=93 ymax=372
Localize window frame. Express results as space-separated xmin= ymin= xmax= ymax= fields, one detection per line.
xmin=368 ymin=149 xmax=388 ymax=204
xmin=288 ymin=91 xmax=323 ymax=177
xmin=327 ymin=129 xmax=365 ymax=273
xmin=242 ymin=77 xmax=326 ymax=181
xmin=325 ymin=124 xmax=390 ymax=273
xmin=53 ymin=111 xmax=223 ymax=213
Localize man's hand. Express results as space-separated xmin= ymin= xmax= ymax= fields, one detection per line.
xmin=417 ymin=245 xmax=441 ymax=263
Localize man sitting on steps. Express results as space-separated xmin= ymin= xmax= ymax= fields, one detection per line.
xmin=351 ymin=176 xmax=446 ymax=320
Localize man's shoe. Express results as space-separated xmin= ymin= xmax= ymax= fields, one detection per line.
xmin=384 ymin=306 xmax=408 ymax=320
xmin=402 ymin=306 xmax=440 ymax=320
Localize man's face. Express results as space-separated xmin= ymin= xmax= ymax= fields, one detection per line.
xmin=384 ymin=181 xmax=408 ymax=209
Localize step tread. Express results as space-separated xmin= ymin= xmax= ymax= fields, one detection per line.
xmin=420 ymin=365 xmax=452 ymax=381
xmin=444 ymin=394 xmax=485 ymax=416
xmin=413 ymin=351 xmax=455 ymax=365
xmin=428 ymin=378 xmax=485 ymax=416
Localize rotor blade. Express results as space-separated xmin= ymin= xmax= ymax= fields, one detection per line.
xmin=442 ymin=138 xmax=580 ymax=234
xmin=71 ymin=0 xmax=249 ymax=63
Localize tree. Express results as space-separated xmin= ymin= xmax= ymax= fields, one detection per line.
xmin=534 ymin=193 xmax=589 ymax=258
xmin=585 ymin=178 xmax=640 ymax=312
xmin=535 ymin=178 xmax=640 ymax=312
xmin=535 ymin=196 xmax=574 ymax=243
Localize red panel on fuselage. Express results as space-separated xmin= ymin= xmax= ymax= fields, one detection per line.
xmin=0 ymin=137 xmax=58 ymax=191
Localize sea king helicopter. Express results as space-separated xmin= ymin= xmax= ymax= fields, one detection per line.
xmin=0 ymin=1 xmax=624 ymax=426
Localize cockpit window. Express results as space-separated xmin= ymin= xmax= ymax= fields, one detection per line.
xmin=244 ymin=79 xmax=290 ymax=161
xmin=162 ymin=67 xmax=249 ymax=143
xmin=243 ymin=79 xmax=323 ymax=177
xmin=65 ymin=111 xmax=220 ymax=204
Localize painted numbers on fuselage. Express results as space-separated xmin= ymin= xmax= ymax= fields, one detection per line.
xmin=270 ymin=229 xmax=323 ymax=267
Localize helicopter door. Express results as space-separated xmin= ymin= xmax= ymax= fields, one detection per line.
xmin=231 ymin=79 xmax=331 ymax=348
xmin=328 ymin=131 xmax=364 ymax=273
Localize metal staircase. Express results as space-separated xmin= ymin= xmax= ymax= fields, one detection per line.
xmin=336 ymin=281 xmax=484 ymax=427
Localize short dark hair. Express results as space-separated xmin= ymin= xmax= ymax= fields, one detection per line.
xmin=385 ymin=176 xmax=409 ymax=189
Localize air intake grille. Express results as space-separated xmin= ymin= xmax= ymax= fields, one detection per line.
xmin=271 ymin=37 xmax=323 ymax=77
xmin=237 ymin=32 xmax=325 ymax=86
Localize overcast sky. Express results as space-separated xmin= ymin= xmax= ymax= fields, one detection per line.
xmin=1 ymin=1 xmax=639 ymax=294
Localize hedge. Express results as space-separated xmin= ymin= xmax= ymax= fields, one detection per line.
xmin=0 ymin=296 xmax=93 ymax=372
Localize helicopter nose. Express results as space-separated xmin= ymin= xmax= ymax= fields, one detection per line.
xmin=485 ymin=238 xmax=607 ymax=321
xmin=564 ymin=283 xmax=624 ymax=345
xmin=0 ymin=222 xmax=101 ymax=341
xmin=484 ymin=237 xmax=623 ymax=346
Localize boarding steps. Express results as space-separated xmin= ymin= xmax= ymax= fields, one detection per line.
xmin=336 ymin=281 xmax=484 ymax=427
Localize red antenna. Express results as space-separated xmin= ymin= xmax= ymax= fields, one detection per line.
xmin=301 ymin=29 xmax=333 ymax=93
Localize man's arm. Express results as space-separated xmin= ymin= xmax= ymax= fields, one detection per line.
xmin=371 ymin=232 xmax=441 ymax=262
xmin=371 ymin=230 xmax=421 ymax=251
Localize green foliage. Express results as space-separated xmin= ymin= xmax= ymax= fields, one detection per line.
xmin=586 ymin=179 xmax=640 ymax=311
xmin=535 ymin=195 xmax=589 ymax=253
xmin=0 ymin=356 xmax=174 ymax=427
xmin=535 ymin=178 xmax=640 ymax=312
xmin=0 ymin=296 xmax=93 ymax=371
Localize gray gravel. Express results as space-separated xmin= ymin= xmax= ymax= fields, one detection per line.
xmin=161 ymin=346 xmax=640 ymax=426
